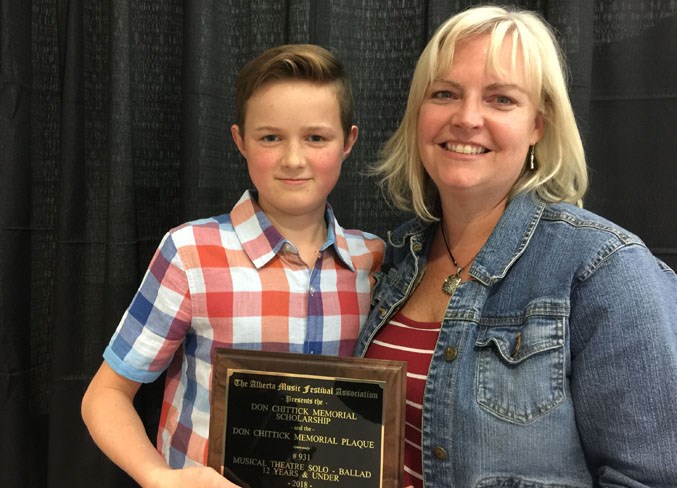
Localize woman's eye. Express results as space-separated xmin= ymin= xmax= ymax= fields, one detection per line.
xmin=494 ymin=95 xmax=515 ymax=105
xmin=432 ymin=90 xmax=454 ymax=100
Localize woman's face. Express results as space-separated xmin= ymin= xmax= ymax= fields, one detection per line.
xmin=417 ymin=33 xmax=543 ymax=204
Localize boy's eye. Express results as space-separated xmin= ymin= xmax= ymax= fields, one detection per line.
xmin=307 ymin=135 xmax=325 ymax=143
xmin=262 ymin=135 xmax=279 ymax=142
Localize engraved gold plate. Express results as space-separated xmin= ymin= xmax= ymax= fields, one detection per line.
xmin=208 ymin=349 xmax=406 ymax=488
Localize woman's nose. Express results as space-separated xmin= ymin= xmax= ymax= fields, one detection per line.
xmin=451 ymin=97 xmax=483 ymax=130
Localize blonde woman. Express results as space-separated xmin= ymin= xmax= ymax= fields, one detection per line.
xmin=356 ymin=6 xmax=677 ymax=487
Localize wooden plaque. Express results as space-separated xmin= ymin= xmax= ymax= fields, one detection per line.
xmin=208 ymin=349 xmax=406 ymax=488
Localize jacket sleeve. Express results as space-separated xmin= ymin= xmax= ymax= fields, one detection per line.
xmin=569 ymin=243 xmax=677 ymax=487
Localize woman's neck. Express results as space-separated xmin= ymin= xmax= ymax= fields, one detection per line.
xmin=438 ymin=194 xmax=507 ymax=263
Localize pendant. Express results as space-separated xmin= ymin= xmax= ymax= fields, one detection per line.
xmin=442 ymin=273 xmax=461 ymax=296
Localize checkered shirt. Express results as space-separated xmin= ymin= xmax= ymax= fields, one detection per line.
xmin=103 ymin=190 xmax=384 ymax=468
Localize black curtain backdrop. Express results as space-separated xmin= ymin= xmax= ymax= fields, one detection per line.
xmin=1 ymin=1 xmax=675 ymax=486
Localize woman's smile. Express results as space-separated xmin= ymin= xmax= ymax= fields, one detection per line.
xmin=440 ymin=142 xmax=490 ymax=155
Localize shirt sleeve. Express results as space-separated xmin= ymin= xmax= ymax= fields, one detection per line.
xmin=569 ymin=243 xmax=677 ymax=486
xmin=103 ymin=231 xmax=192 ymax=383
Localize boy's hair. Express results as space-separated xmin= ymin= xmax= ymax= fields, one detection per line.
xmin=235 ymin=44 xmax=354 ymax=139
xmin=375 ymin=5 xmax=588 ymax=222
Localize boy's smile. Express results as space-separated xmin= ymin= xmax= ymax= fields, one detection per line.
xmin=231 ymin=80 xmax=358 ymax=228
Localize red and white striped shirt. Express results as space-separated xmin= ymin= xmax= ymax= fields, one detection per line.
xmin=364 ymin=311 xmax=440 ymax=488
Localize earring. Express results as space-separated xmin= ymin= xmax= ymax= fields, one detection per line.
xmin=529 ymin=145 xmax=535 ymax=171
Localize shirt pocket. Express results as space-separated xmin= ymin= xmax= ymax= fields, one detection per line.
xmin=474 ymin=300 xmax=568 ymax=424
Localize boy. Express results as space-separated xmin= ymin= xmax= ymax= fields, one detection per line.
xmin=81 ymin=44 xmax=384 ymax=488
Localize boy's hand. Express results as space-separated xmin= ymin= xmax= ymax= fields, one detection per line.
xmin=149 ymin=466 xmax=240 ymax=488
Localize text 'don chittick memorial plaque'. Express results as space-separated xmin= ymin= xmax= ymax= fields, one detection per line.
xmin=208 ymin=349 xmax=406 ymax=488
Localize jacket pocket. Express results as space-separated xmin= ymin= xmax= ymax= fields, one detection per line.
xmin=475 ymin=300 xmax=568 ymax=424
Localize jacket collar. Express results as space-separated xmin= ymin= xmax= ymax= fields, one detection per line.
xmin=470 ymin=191 xmax=546 ymax=285
xmin=391 ymin=191 xmax=546 ymax=286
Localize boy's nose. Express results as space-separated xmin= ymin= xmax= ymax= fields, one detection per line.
xmin=282 ymin=143 xmax=304 ymax=168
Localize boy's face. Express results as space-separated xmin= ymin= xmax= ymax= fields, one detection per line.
xmin=231 ymin=81 xmax=358 ymax=227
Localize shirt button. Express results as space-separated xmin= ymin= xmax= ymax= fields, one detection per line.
xmin=444 ymin=346 xmax=458 ymax=361
xmin=433 ymin=446 xmax=448 ymax=460
xmin=377 ymin=307 xmax=387 ymax=318
xmin=412 ymin=242 xmax=423 ymax=253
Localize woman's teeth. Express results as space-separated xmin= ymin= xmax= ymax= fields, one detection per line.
xmin=444 ymin=143 xmax=486 ymax=154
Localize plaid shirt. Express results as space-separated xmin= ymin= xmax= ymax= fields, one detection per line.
xmin=104 ymin=190 xmax=384 ymax=468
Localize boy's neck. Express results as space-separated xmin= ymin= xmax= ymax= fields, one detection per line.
xmin=266 ymin=209 xmax=329 ymax=267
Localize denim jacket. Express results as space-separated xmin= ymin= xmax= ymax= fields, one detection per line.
xmin=355 ymin=192 xmax=677 ymax=487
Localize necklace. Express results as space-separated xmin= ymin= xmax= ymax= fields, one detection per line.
xmin=439 ymin=223 xmax=476 ymax=297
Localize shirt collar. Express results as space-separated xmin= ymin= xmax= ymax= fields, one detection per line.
xmin=230 ymin=190 xmax=356 ymax=271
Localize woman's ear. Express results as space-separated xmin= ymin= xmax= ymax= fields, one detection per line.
xmin=342 ymin=125 xmax=359 ymax=160
xmin=530 ymin=113 xmax=545 ymax=145
xmin=230 ymin=124 xmax=246 ymax=157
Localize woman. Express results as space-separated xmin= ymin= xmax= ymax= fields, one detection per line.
xmin=355 ymin=6 xmax=677 ymax=488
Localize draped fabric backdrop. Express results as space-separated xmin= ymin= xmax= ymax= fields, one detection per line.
xmin=1 ymin=1 xmax=675 ymax=486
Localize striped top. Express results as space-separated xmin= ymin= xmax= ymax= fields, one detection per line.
xmin=364 ymin=311 xmax=440 ymax=488
xmin=104 ymin=190 xmax=384 ymax=468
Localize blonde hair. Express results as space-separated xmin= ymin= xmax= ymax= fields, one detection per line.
xmin=375 ymin=5 xmax=588 ymax=221
xmin=235 ymin=44 xmax=354 ymax=140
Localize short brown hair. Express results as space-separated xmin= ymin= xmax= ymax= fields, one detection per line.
xmin=235 ymin=44 xmax=354 ymax=139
